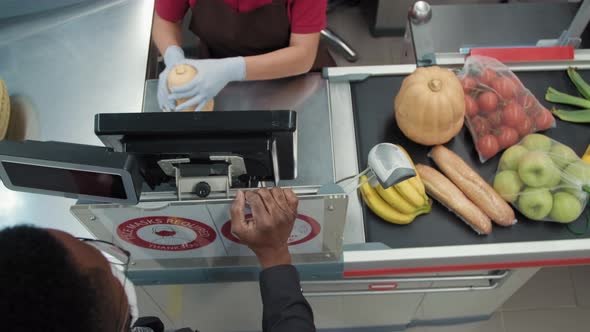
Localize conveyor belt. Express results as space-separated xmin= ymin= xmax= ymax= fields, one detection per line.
xmin=352 ymin=70 xmax=590 ymax=249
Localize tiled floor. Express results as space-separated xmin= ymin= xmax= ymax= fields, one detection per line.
xmin=406 ymin=267 xmax=590 ymax=332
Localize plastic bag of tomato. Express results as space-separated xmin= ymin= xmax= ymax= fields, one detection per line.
xmin=458 ymin=55 xmax=556 ymax=162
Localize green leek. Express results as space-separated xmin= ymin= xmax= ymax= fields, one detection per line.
xmin=551 ymin=108 xmax=590 ymax=123
xmin=545 ymin=87 xmax=590 ymax=109
xmin=567 ymin=67 xmax=590 ymax=100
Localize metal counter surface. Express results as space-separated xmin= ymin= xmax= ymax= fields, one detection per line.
xmin=0 ymin=0 xmax=154 ymax=235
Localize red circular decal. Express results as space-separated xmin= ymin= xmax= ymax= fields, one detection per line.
xmin=221 ymin=214 xmax=321 ymax=246
xmin=117 ymin=216 xmax=217 ymax=251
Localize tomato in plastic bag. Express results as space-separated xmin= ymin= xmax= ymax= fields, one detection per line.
xmin=457 ymin=55 xmax=556 ymax=162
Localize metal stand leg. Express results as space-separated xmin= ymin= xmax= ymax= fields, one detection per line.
xmin=321 ymin=28 xmax=359 ymax=62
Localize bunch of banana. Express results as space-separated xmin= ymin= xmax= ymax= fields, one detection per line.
xmin=359 ymin=146 xmax=431 ymax=225
xmin=583 ymin=145 xmax=590 ymax=165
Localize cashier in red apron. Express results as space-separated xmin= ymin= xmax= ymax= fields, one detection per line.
xmin=154 ymin=0 xmax=332 ymax=112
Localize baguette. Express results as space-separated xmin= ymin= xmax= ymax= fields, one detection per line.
xmin=416 ymin=164 xmax=492 ymax=235
xmin=431 ymin=145 xmax=516 ymax=226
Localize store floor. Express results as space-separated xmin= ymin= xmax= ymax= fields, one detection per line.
xmin=405 ymin=266 xmax=590 ymax=332
xmin=326 ymin=3 xmax=589 ymax=332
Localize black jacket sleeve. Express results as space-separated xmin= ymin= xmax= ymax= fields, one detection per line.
xmin=259 ymin=265 xmax=316 ymax=332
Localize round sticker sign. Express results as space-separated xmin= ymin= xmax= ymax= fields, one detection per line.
xmin=117 ymin=216 xmax=217 ymax=251
xmin=221 ymin=214 xmax=321 ymax=246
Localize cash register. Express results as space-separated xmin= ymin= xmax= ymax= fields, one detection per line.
xmin=0 ymin=111 xmax=348 ymax=284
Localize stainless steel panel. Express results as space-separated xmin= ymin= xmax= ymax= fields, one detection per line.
xmin=411 ymin=2 xmax=577 ymax=64
xmin=0 ymin=0 xmax=154 ymax=235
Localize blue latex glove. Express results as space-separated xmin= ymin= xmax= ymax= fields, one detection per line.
xmin=157 ymin=46 xmax=185 ymax=112
xmin=168 ymin=57 xmax=246 ymax=112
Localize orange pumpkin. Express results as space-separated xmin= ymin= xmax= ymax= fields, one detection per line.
xmin=394 ymin=66 xmax=465 ymax=145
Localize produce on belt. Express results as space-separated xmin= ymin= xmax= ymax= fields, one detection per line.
xmin=583 ymin=145 xmax=590 ymax=164
xmin=395 ymin=66 xmax=465 ymax=145
xmin=167 ymin=64 xmax=214 ymax=112
xmin=496 ymin=126 xmax=519 ymax=149
xmin=459 ymin=55 xmax=555 ymax=162
xmin=517 ymin=187 xmax=553 ymax=220
xmin=477 ymin=135 xmax=500 ymax=160
xmin=358 ymin=146 xmax=432 ymax=225
xmin=521 ymin=133 xmax=552 ymax=152
xmin=493 ymin=170 xmax=523 ymax=203
xmin=462 ymin=77 xmax=477 ymax=94
xmin=567 ymin=66 xmax=590 ymax=99
xmin=502 ymin=102 xmax=526 ymax=128
xmin=430 ymin=145 xmax=516 ymax=226
xmin=562 ymin=161 xmax=590 ymax=199
xmin=491 ymin=76 xmax=518 ymax=100
xmin=398 ymin=145 xmax=427 ymax=198
xmin=518 ymin=151 xmax=560 ymax=188
xmin=499 ymin=145 xmax=528 ymax=171
xmin=416 ymin=164 xmax=492 ymax=235
xmin=0 ymin=79 xmax=10 ymax=140
xmin=545 ymin=68 xmax=590 ymax=123
xmin=515 ymin=117 xmax=534 ymax=137
xmin=478 ymin=91 xmax=498 ymax=113
xmin=479 ymin=68 xmax=497 ymax=87
xmin=545 ymin=87 xmax=590 ymax=109
xmin=549 ymin=143 xmax=579 ymax=169
xmin=551 ymin=109 xmax=590 ymax=123
xmin=549 ymin=192 xmax=583 ymax=223
xmin=465 ymin=95 xmax=479 ymax=117
xmin=494 ymin=134 xmax=589 ymax=223
xmin=359 ymin=175 xmax=431 ymax=225
xmin=535 ymin=109 xmax=555 ymax=130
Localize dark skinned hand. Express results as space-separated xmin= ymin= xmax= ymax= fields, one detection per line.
xmin=230 ymin=188 xmax=299 ymax=269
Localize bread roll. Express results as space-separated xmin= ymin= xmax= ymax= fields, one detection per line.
xmin=167 ymin=64 xmax=214 ymax=112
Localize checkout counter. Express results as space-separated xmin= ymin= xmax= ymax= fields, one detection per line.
xmin=1 ymin=1 xmax=590 ymax=331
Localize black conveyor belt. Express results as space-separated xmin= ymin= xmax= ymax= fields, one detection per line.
xmin=352 ymin=70 xmax=590 ymax=249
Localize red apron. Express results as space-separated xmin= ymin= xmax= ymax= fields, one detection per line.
xmin=189 ymin=0 xmax=335 ymax=71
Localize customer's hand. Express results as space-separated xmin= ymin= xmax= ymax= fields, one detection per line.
xmin=230 ymin=188 xmax=298 ymax=269
xmin=168 ymin=57 xmax=246 ymax=112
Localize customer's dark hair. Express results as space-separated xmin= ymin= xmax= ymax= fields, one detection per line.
xmin=0 ymin=225 xmax=105 ymax=332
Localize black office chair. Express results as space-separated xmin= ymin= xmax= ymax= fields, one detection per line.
xmin=322 ymin=0 xmax=359 ymax=62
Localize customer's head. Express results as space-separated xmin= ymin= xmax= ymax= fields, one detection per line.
xmin=0 ymin=225 xmax=130 ymax=332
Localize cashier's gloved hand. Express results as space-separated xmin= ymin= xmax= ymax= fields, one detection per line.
xmin=168 ymin=56 xmax=246 ymax=112
xmin=230 ymin=188 xmax=298 ymax=269
xmin=157 ymin=46 xmax=186 ymax=112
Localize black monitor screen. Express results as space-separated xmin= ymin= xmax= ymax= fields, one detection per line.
xmin=2 ymin=162 xmax=127 ymax=199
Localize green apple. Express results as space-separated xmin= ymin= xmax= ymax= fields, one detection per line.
xmin=517 ymin=188 xmax=553 ymax=220
xmin=493 ymin=170 xmax=523 ymax=203
xmin=518 ymin=151 xmax=560 ymax=187
xmin=521 ymin=134 xmax=552 ymax=152
xmin=499 ymin=145 xmax=528 ymax=171
xmin=549 ymin=143 xmax=578 ymax=169
xmin=549 ymin=191 xmax=583 ymax=223
xmin=562 ymin=161 xmax=590 ymax=199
